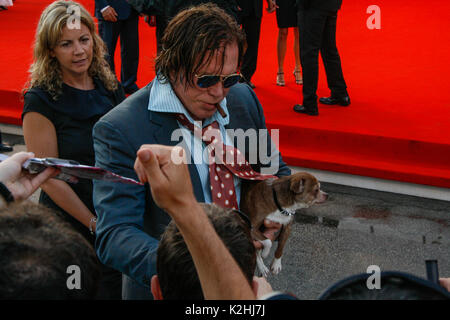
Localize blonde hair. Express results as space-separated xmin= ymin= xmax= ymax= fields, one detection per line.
xmin=24 ymin=0 xmax=118 ymax=99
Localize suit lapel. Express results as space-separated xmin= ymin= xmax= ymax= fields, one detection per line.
xmin=148 ymin=111 xmax=205 ymax=203
xmin=148 ymin=111 xmax=179 ymax=147
xmin=225 ymin=93 xmax=261 ymax=174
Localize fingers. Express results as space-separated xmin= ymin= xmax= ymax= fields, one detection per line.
xmin=253 ymin=240 xmax=263 ymax=250
xmin=135 ymin=145 xmax=161 ymax=183
xmin=263 ymin=229 xmax=279 ymax=241
xmin=134 ymin=149 xmax=149 ymax=183
xmin=263 ymin=219 xmax=282 ymax=240
xmin=5 ymin=152 xmax=34 ymax=168
xmin=264 ymin=219 xmax=281 ymax=229
xmin=135 ymin=144 xmax=170 ymax=183
xmin=102 ymin=7 xmax=118 ymax=22
xmin=134 ymin=144 xmax=194 ymax=212
xmin=136 ymin=149 xmax=160 ymax=182
xmin=0 ymin=152 xmax=35 ymax=183
xmin=136 ymin=148 xmax=167 ymax=187
xmin=30 ymin=167 xmax=57 ymax=190
xmin=107 ymin=13 xmax=117 ymax=22
xmin=110 ymin=7 xmax=118 ymax=17
xmin=253 ymin=220 xmax=282 ymax=247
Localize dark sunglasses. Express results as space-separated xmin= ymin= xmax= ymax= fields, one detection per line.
xmin=195 ymin=73 xmax=242 ymax=89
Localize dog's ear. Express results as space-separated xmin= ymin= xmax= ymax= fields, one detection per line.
xmin=290 ymin=178 xmax=305 ymax=194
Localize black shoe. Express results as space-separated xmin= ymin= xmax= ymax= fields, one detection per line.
xmin=319 ymin=96 xmax=351 ymax=106
xmin=293 ymin=104 xmax=318 ymax=116
xmin=0 ymin=144 xmax=13 ymax=152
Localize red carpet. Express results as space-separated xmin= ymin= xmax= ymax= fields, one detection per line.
xmin=1 ymin=0 xmax=450 ymax=188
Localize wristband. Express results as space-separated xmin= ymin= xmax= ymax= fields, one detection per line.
xmin=0 ymin=182 xmax=14 ymax=203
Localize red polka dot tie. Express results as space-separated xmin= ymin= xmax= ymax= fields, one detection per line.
xmin=176 ymin=114 xmax=277 ymax=209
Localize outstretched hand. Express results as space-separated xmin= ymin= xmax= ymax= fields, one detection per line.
xmin=0 ymin=152 xmax=57 ymax=202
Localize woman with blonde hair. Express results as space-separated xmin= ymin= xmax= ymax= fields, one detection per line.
xmin=22 ymin=0 xmax=124 ymax=299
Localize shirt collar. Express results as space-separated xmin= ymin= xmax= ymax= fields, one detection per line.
xmin=148 ymin=76 xmax=229 ymax=128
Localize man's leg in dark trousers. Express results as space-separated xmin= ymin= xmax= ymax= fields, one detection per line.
xmin=240 ymin=15 xmax=262 ymax=83
xmin=297 ymin=9 xmax=326 ymax=108
xmin=320 ymin=12 xmax=348 ymax=98
xmin=119 ymin=12 xmax=139 ymax=92
xmin=155 ymin=15 xmax=168 ymax=55
xmin=98 ymin=19 xmax=121 ymax=74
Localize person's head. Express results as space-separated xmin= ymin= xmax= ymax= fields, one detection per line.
xmin=154 ymin=3 xmax=245 ymax=121
xmin=319 ymin=271 xmax=450 ymax=300
xmin=26 ymin=0 xmax=117 ymax=99
xmin=0 ymin=202 xmax=101 ymax=299
xmin=152 ymin=204 xmax=256 ymax=300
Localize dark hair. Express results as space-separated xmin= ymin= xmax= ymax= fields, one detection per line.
xmin=319 ymin=271 xmax=450 ymax=300
xmin=0 ymin=203 xmax=101 ymax=299
xmin=156 ymin=203 xmax=256 ymax=300
xmin=154 ymin=3 xmax=245 ymax=88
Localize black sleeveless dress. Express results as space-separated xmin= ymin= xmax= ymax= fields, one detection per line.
xmin=23 ymin=78 xmax=125 ymax=299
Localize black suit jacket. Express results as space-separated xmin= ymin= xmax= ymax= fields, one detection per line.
xmin=127 ymin=0 xmax=239 ymax=21
xmin=95 ymin=0 xmax=132 ymax=20
xmin=296 ymin=0 xmax=342 ymax=11
xmin=92 ymin=81 xmax=291 ymax=287
xmin=236 ymin=0 xmax=263 ymax=18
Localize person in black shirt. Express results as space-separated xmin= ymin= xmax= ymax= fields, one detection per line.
xmin=22 ymin=1 xmax=125 ymax=299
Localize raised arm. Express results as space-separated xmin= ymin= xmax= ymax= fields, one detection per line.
xmin=134 ymin=144 xmax=256 ymax=300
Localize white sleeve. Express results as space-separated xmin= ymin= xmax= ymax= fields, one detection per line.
xmin=100 ymin=5 xmax=111 ymax=13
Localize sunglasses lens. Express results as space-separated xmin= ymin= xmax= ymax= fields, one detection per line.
xmin=223 ymin=75 xmax=241 ymax=88
xmin=197 ymin=76 xmax=220 ymax=88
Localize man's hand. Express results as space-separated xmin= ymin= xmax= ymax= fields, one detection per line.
xmin=101 ymin=6 xmax=118 ymax=22
xmin=266 ymin=0 xmax=278 ymax=13
xmin=134 ymin=145 xmax=196 ymax=213
xmin=253 ymin=219 xmax=282 ymax=249
xmin=0 ymin=152 xmax=57 ymax=202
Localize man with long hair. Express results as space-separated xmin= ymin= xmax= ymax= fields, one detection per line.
xmin=93 ymin=4 xmax=290 ymax=299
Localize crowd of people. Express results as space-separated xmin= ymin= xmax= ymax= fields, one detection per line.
xmin=92 ymin=0 xmax=350 ymax=113
xmin=0 ymin=0 xmax=449 ymax=300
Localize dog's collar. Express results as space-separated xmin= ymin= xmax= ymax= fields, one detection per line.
xmin=272 ymin=188 xmax=296 ymax=217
